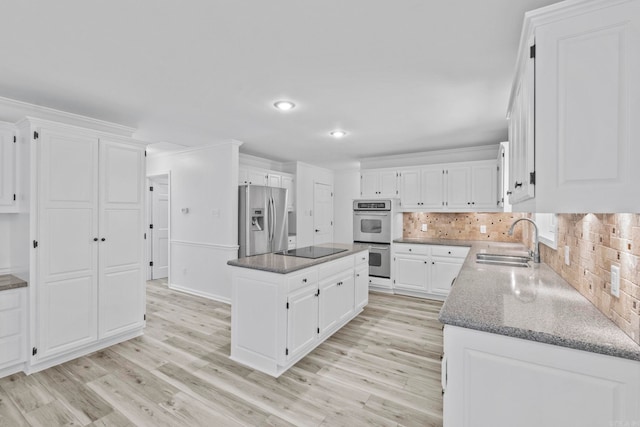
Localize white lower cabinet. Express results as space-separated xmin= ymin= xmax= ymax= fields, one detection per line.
xmin=393 ymin=244 xmax=468 ymax=300
xmin=442 ymin=325 xmax=640 ymax=427
xmin=0 ymin=288 xmax=27 ymax=377
xmin=231 ymin=250 xmax=368 ymax=377
xmin=21 ymin=119 xmax=146 ymax=372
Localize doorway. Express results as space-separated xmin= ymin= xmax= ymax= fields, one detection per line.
xmin=313 ymin=182 xmax=334 ymax=245
xmin=148 ymin=174 xmax=169 ymax=280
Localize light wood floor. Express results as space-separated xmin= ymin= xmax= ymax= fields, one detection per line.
xmin=0 ymin=280 xmax=444 ymax=426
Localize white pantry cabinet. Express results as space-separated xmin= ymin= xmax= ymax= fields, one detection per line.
xmin=0 ymin=123 xmax=17 ymax=211
xmin=230 ymin=250 xmax=368 ymax=377
xmin=509 ymin=0 xmax=640 ymax=212
xmin=393 ymin=244 xmax=468 ymax=300
xmin=360 ymin=169 xmax=398 ymax=198
xmin=442 ymin=325 xmax=640 ymax=427
xmin=398 ymin=160 xmax=499 ymax=212
xmin=21 ymin=120 xmax=146 ymax=370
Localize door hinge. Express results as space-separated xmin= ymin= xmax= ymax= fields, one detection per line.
xmin=13 ymin=136 xmax=16 ymax=143
xmin=33 ymin=131 xmax=39 ymax=140
xmin=149 ymin=186 xmax=154 ymax=192
xmin=13 ymin=194 xmax=16 ymax=201
xmin=32 ymin=347 xmax=38 ymax=356
xmin=149 ymin=261 xmax=154 ymax=267
xmin=530 ymin=44 xmax=536 ymax=59
xmin=286 ymin=302 xmax=289 ymax=309
xmin=149 ymin=224 xmax=154 ymax=229
xmin=317 ymin=327 xmax=320 ymax=334
xmin=529 ymin=171 xmax=536 ymax=185
xmin=144 ymin=150 xmax=147 ymax=157
xmin=315 ymin=289 xmax=320 ymax=297
xmin=285 ymin=348 xmax=289 ymax=356
xmin=33 ymin=240 xmax=38 ymax=248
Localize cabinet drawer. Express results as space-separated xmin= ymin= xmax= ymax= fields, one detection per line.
xmin=287 ymin=268 xmax=318 ymax=292
xmin=394 ymin=244 xmax=429 ymax=255
xmin=431 ymin=245 xmax=470 ymax=258
xmin=0 ymin=310 xmax=20 ymax=338
xmin=319 ymin=256 xmax=354 ymax=280
xmin=0 ymin=291 xmax=20 ymax=311
xmin=355 ymin=251 xmax=369 ymax=266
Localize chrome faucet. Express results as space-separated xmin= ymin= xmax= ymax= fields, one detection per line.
xmin=508 ymin=218 xmax=540 ymax=263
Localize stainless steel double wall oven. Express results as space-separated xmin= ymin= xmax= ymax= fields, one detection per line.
xmin=353 ymin=200 xmax=392 ymax=278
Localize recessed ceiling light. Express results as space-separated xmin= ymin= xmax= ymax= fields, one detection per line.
xmin=330 ymin=130 xmax=347 ymax=138
xmin=274 ymin=100 xmax=295 ymax=111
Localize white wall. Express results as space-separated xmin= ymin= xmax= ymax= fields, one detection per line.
xmin=147 ymin=142 xmax=240 ymax=303
xmin=333 ymin=169 xmax=360 ymax=244
xmin=0 ymin=215 xmax=11 ymax=274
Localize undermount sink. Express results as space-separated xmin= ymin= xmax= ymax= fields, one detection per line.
xmin=476 ymin=253 xmax=531 ymax=268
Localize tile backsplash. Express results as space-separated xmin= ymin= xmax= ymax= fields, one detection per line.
xmin=540 ymin=214 xmax=640 ymax=345
xmin=403 ymin=212 xmax=527 ymax=242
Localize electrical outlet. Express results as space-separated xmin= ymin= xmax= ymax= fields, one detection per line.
xmin=421 ymin=223 xmax=428 ymax=232
xmin=480 ymin=225 xmax=487 ymax=234
xmin=564 ymin=246 xmax=570 ymax=266
xmin=611 ymin=265 xmax=620 ymax=298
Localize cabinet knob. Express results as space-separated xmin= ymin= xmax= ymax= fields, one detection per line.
xmin=424 ymin=261 xmax=427 ymax=264
xmin=467 ymin=202 xmax=471 ymax=205
xmin=514 ymin=182 xmax=523 ymax=188
xmin=93 ymin=238 xmax=98 ymax=242
xmin=356 ymin=274 xmax=360 ymax=277
xmin=471 ymin=202 xmax=475 ymax=205
xmin=302 ymin=278 xmax=307 ymax=283
xmin=448 ymin=251 xmax=451 ymax=254
xmin=101 ymin=238 xmax=106 ymax=242
xmin=408 ymin=248 xmax=412 ymax=251
xmin=432 ymin=261 xmax=435 ymax=265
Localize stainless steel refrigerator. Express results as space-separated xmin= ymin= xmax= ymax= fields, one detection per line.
xmin=238 ymin=185 xmax=288 ymax=257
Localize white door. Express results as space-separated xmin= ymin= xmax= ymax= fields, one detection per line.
xmin=281 ymin=175 xmax=295 ymax=211
xmin=394 ymin=255 xmax=428 ymax=291
xmin=430 ymin=257 xmax=462 ymax=296
xmin=447 ymin=166 xmax=471 ymax=209
xmin=267 ymin=173 xmax=281 ymax=188
xmin=421 ymin=167 xmax=445 ymax=209
xmin=354 ymin=264 xmax=369 ymax=310
xmin=98 ymin=139 xmax=145 ymax=339
xmin=337 ymin=274 xmax=355 ymax=323
xmin=37 ymin=128 xmax=99 ymax=361
xmin=150 ymin=176 xmax=169 ymax=279
xmin=399 ymin=169 xmax=421 ymax=208
xmin=318 ymin=277 xmax=341 ymax=335
xmin=360 ymin=171 xmax=378 ymax=197
xmin=313 ymin=182 xmax=333 ymax=245
xmin=286 ymin=285 xmax=318 ymax=359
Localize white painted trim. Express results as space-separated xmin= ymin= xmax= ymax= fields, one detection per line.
xmin=168 ymin=283 xmax=231 ymax=305
xmin=171 ymin=240 xmax=239 ymax=251
xmin=0 ymin=362 xmax=26 ymax=379
xmin=147 ymin=140 xmax=244 ymax=158
xmin=0 ymin=267 xmax=11 ymax=275
xmin=360 ymin=144 xmax=499 ymax=169
xmin=26 ymin=328 xmax=143 ymax=374
xmin=0 ymin=96 xmax=136 ymax=136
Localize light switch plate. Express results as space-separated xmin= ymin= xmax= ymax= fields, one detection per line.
xmin=611 ymin=265 xmax=620 ymax=298
xmin=421 ymin=223 xmax=428 ymax=232
xmin=480 ymin=225 xmax=487 ymax=234
xmin=564 ymin=246 xmax=570 ymax=265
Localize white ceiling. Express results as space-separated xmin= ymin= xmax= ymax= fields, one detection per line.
xmin=0 ymin=0 xmax=561 ymax=167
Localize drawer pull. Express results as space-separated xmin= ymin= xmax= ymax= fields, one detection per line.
xmin=302 ymin=278 xmax=307 ymax=283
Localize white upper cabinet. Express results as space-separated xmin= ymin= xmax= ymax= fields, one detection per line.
xmin=281 ymin=173 xmax=295 ymax=211
xmin=0 ymin=124 xmax=16 ymax=211
xmin=509 ymin=0 xmax=640 ymax=212
xmin=397 ymin=160 xmax=499 ymax=212
xmin=360 ymin=169 xmax=397 ymax=198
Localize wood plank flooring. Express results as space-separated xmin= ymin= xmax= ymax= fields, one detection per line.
xmin=0 ymin=280 xmax=444 ymax=426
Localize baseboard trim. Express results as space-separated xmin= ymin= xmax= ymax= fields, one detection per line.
xmin=169 ymin=283 xmax=231 ymax=305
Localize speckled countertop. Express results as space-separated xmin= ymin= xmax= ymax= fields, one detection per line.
xmin=227 ymin=243 xmax=369 ymax=274
xmin=432 ymin=240 xmax=640 ymax=362
xmin=0 ymin=274 xmax=27 ymax=292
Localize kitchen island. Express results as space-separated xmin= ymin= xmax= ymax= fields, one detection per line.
xmin=437 ymin=241 xmax=640 ymax=427
xmin=227 ymin=243 xmax=369 ymax=377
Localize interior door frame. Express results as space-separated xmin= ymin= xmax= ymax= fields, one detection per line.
xmin=146 ymin=171 xmax=171 ymax=282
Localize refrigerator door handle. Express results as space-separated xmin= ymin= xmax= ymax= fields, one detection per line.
xmin=269 ymin=196 xmax=275 ymax=242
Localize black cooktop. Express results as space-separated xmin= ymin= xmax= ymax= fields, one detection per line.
xmin=277 ymin=246 xmax=347 ymax=259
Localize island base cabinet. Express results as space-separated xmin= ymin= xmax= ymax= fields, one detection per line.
xmin=442 ymin=326 xmax=640 ymax=427
xmin=230 ymin=251 xmax=368 ymax=377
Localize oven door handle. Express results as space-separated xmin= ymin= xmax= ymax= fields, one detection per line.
xmin=354 ymin=212 xmax=389 ymax=217
xmin=369 ymin=246 xmax=390 ymax=251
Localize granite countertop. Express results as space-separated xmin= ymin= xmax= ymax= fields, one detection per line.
xmin=227 ymin=243 xmax=369 ymax=274
xmin=0 ymin=274 xmax=28 ymax=292
xmin=434 ymin=240 xmax=640 ymax=362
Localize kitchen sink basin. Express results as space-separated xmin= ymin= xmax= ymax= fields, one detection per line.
xmin=476 ymin=253 xmax=531 ymax=268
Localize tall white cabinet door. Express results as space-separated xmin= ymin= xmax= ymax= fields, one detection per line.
xmin=318 ymin=278 xmax=341 ymax=335
xmin=446 ymin=166 xmax=471 ymax=209
xmin=471 ymin=163 xmax=498 ymax=209
xmin=0 ymin=127 xmax=15 ymax=208
xmin=286 ymin=285 xmax=318 ymax=359
xmin=399 ymin=169 xmax=421 ymax=208
xmin=421 ymin=167 xmax=445 ymax=209
xmin=536 ymin=2 xmax=640 ymax=212
xmin=354 ymin=264 xmax=369 ymax=310
xmin=98 ymin=139 xmax=145 ymax=339
xmin=37 ymin=129 xmax=99 ymax=360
